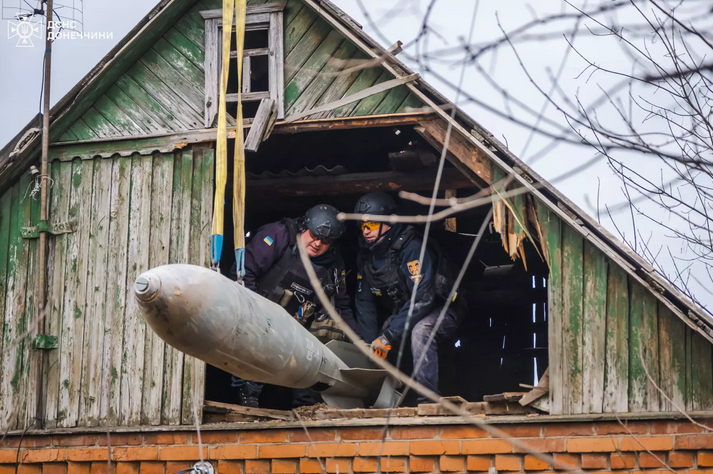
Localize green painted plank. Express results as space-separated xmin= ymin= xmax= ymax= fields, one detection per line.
xmin=373 ymin=85 xmax=411 ymax=115
xmin=186 ymin=1 xmax=211 ymax=26
xmin=173 ymin=12 xmax=204 ymax=49
xmin=285 ymin=30 xmax=346 ymax=111
xmin=284 ymin=0 xmax=306 ymax=28
xmin=164 ymin=27 xmax=204 ymax=72
xmin=58 ymin=129 xmax=79 ymax=142
xmin=331 ymin=66 xmax=385 ymax=118
xmin=687 ymin=328 xmax=713 ymax=410
xmin=198 ymin=0 xmax=221 ymax=9
xmin=0 ymin=187 xmax=13 ymax=371
xmin=284 ymin=4 xmax=319 ymax=56
xmin=658 ymin=302 xmax=686 ymax=411
xmin=285 ymin=16 xmax=330 ymax=83
xmin=104 ymin=85 xmax=167 ymax=136
xmin=581 ymin=241 xmax=608 ymax=414
xmin=69 ymin=119 xmax=99 ymax=141
xmin=94 ymin=96 xmax=147 ymax=136
xmin=81 ymin=107 xmax=122 ymax=139
xmin=561 ymin=224 xmax=584 ymax=414
xmin=141 ymin=43 xmax=204 ymax=115
xmin=115 ymin=74 xmax=183 ymax=133
xmin=351 ymin=70 xmax=394 ymax=117
xmin=396 ymin=92 xmax=425 ymax=112
xmin=153 ymin=36 xmax=204 ymax=88
xmin=602 ymin=263 xmax=629 ymax=413
xmin=308 ymin=50 xmax=368 ymax=119
xmin=248 ymin=0 xmax=270 ymax=4
xmin=628 ymin=279 xmax=660 ymax=412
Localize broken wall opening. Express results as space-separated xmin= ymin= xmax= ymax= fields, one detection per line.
xmin=203 ymin=125 xmax=549 ymax=411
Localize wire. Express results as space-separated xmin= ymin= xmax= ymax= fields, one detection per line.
xmin=13 ymin=419 xmax=37 ymax=474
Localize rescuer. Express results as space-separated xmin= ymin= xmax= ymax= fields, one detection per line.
xmin=230 ymin=204 xmax=357 ymax=408
xmin=354 ymin=192 xmax=466 ymax=405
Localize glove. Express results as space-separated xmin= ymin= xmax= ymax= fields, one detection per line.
xmin=370 ymin=334 xmax=392 ymax=359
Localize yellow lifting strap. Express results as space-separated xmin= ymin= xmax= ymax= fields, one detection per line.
xmin=233 ymin=0 xmax=247 ymax=280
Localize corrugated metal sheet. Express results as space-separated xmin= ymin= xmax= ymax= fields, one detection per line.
xmin=247 ymin=164 xmax=348 ymax=179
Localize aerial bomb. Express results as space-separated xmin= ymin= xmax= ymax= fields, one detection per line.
xmin=134 ymin=264 xmax=398 ymax=408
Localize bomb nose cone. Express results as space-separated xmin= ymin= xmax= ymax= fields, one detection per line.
xmin=134 ymin=271 xmax=161 ymax=302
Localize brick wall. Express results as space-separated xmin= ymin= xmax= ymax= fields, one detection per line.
xmin=1 ymin=418 xmax=712 ymax=473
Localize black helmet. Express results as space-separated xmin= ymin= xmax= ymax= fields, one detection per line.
xmin=304 ymin=204 xmax=346 ymax=240
xmin=354 ymin=192 xmax=397 ymax=216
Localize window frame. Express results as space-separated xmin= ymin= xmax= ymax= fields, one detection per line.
xmin=201 ymin=2 xmax=285 ymax=128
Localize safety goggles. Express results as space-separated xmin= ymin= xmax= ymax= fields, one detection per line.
xmin=360 ymin=221 xmax=381 ymax=232
xmin=308 ymin=230 xmax=333 ymax=245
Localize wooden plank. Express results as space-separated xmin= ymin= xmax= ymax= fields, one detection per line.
xmin=582 ymin=241 xmax=608 ymax=414
xmin=104 ymin=86 xmax=168 ymax=136
xmin=245 ymin=99 xmax=276 ymax=152
xmin=69 ymin=119 xmax=99 ymax=141
xmin=163 ymin=150 xmax=193 ymax=425
xmin=204 ymin=400 xmax=294 ymax=420
xmin=269 ymin=11 xmax=284 ymax=119
xmin=373 ymin=85 xmax=411 ymax=115
xmin=77 ymin=158 xmax=113 ymax=427
xmin=43 ymin=162 xmax=72 ymax=428
xmin=561 ymin=224 xmax=584 ymax=415
xmin=602 ymin=263 xmax=629 ymax=413
xmin=658 ymin=301 xmax=686 ymax=411
xmin=121 ymin=153 xmax=153 ymax=426
xmin=687 ymin=328 xmax=713 ymax=410
xmin=0 ymin=184 xmax=12 ymax=429
xmin=164 ymin=27 xmax=204 ymax=71
xmin=284 ymin=17 xmax=332 ymax=84
xmin=308 ymin=51 xmax=368 ymax=120
xmin=142 ymin=153 xmax=174 ymax=425
xmin=535 ymin=200 xmax=563 ymax=415
xmin=284 ymin=0 xmax=305 ymax=27
xmin=174 ymin=13 xmax=205 ymax=49
xmin=283 ymin=3 xmax=318 ymax=56
xmin=350 ymin=70 xmax=392 ymax=116
xmin=58 ymin=129 xmax=79 ymax=142
xmin=140 ymin=44 xmax=204 ymax=116
xmin=100 ymin=155 xmax=131 ymax=426
xmin=115 ymin=74 xmax=184 ymax=133
xmin=203 ymin=18 xmax=219 ymax=128
xmin=396 ymin=92 xmax=425 ymax=112
xmin=93 ymin=96 xmax=147 ymax=137
xmin=243 ymin=56 xmax=252 ymax=94
xmin=81 ymin=107 xmax=122 ymax=139
xmin=628 ymin=279 xmax=661 ymax=412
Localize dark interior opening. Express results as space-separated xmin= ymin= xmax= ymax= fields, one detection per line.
xmin=204 ymin=125 xmax=549 ymax=409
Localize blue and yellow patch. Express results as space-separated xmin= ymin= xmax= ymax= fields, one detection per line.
xmin=263 ymin=236 xmax=274 ymax=246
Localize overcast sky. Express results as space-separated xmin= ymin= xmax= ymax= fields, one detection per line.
xmin=2 ymin=0 xmax=709 ymax=309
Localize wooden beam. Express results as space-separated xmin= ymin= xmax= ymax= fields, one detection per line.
xmin=244 ymin=98 xmax=276 ymax=152
xmin=247 ymin=168 xmax=474 ymax=197
xmin=274 ymin=111 xmax=435 ymax=133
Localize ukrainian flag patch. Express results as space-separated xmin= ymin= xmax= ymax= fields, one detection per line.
xmin=263 ymin=236 xmax=274 ymax=246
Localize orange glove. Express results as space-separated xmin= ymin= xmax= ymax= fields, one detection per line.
xmin=370 ymin=335 xmax=391 ymax=359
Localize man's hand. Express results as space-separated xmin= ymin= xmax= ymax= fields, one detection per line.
xmin=370 ymin=334 xmax=391 ymax=359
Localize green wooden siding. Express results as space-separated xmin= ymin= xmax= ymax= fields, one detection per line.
xmin=0 ymin=145 xmax=213 ymax=430
xmin=536 ymin=199 xmax=713 ymax=415
xmin=56 ymin=0 xmax=422 ymax=143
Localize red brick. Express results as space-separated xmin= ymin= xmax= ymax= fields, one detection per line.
xmin=0 ymin=449 xmax=19 ymax=463
xmin=358 ymin=442 xmax=408 ymax=457
xmin=513 ymin=438 xmax=566 ymax=453
xmin=651 ymin=421 xmax=703 ymax=435
xmin=552 ymin=453 xmax=579 ymax=470
xmin=496 ymin=425 xmax=542 ymax=438
xmin=440 ymin=455 xmax=464 ymax=472
xmin=495 ymin=454 xmax=522 ymax=471
xmin=164 ymin=462 xmax=191 ymax=474
xmin=0 ymin=466 xmax=13 ymax=474
xmin=18 ymin=465 xmax=41 ymax=474
xmin=353 ymin=458 xmax=378 ymax=473
xmin=306 ymin=443 xmax=357 ymax=458
xmin=244 ymin=460 xmax=269 ymax=474
xmin=159 ymin=446 xmax=207 ymax=461
xmin=610 ymin=453 xmax=635 ymax=469
xmin=216 ymin=461 xmax=243 ymax=474
xmin=668 ymin=451 xmax=693 ymax=468
xmin=391 ymin=427 xmax=437 ymax=440
xmin=55 ymin=436 xmax=98 ymax=447
xmin=619 ymin=436 xmax=673 ymax=452
xmin=596 ymin=421 xmax=648 ymax=435
xmin=440 ymin=425 xmax=487 ymax=439
xmin=113 ymin=448 xmax=158 ymax=462
xmin=566 ymin=438 xmax=618 ymax=453
xmin=380 ymin=457 xmax=406 ymax=472
xmin=325 ymin=458 xmax=350 ymax=474
xmin=67 ymin=462 xmax=90 ymax=474
xmin=639 ymin=452 xmax=666 ymax=469
xmin=290 ymin=429 xmax=335 ymax=443
xmin=209 ymin=446 xmax=257 ymax=460
xmin=299 ymin=459 xmax=323 ymax=474
xmin=240 ymin=431 xmax=288 ymax=444
xmin=462 ymin=439 xmax=512 ymax=454
xmin=116 ymin=462 xmax=139 ymax=474
xmin=544 ymin=423 xmax=594 ymax=437
xmin=524 ymin=455 xmax=550 ymax=471
xmin=409 ymin=440 xmax=459 ymax=456
xmin=139 ymin=462 xmax=165 ymax=474
xmin=339 ymin=428 xmax=383 ymax=440
xmin=89 ymin=463 xmax=106 ymax=474
xmin=22 ymin=449 xmax=66 ymax=463
xmin=410 ymin=456 xmax=437 ymax=472
xmin=689 ymin=471 xmax=713 ymax=474
xmin=42 ymin=463 xmax=68 ymax=474
xmin=271 ymin=459 xmax=296 ymax=474
xmin=6 ymin=437 xmax=52 ymax=448
xmin=700 ymin=452 xmax=713 ymax=467
xmin=466 ymin=455 xmax=492 ymax=471
xmin=581 ymin=454 xmax=608 ymax=469
xmin=67 ymin=449 xmax=109 ymax=462
xmin=142 ymin=434 xmax=189 ymax=446
xmin=199 ymin=432 xmax=238 ymax=444
xmin=98 ymin=434 xmax=143 ymax=447
xmin=675 ymin=434 xmax=713 ymax=450
xmin=258 ymin=445 xmax=305 ymax=459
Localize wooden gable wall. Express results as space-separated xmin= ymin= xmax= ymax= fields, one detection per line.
xmin=56 ymin=0 xmax=422 ymax=143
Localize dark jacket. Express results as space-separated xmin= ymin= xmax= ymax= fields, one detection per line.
xmin=355 ymin=225 xmax=436 ymax=344
xmin=232 ymin=220 xmax=357 ymax=333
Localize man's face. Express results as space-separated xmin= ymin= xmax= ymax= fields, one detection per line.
xmin=361 ymin=221 xmax=391 ymax=244
xmin=301 ymin=229 xmax=331 ymax=257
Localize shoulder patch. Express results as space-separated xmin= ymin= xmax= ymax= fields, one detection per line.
xmin=263 ymin=236 xmax=274 ymax=246
xmin=407 ymin=259 xmax=423 ymax=283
